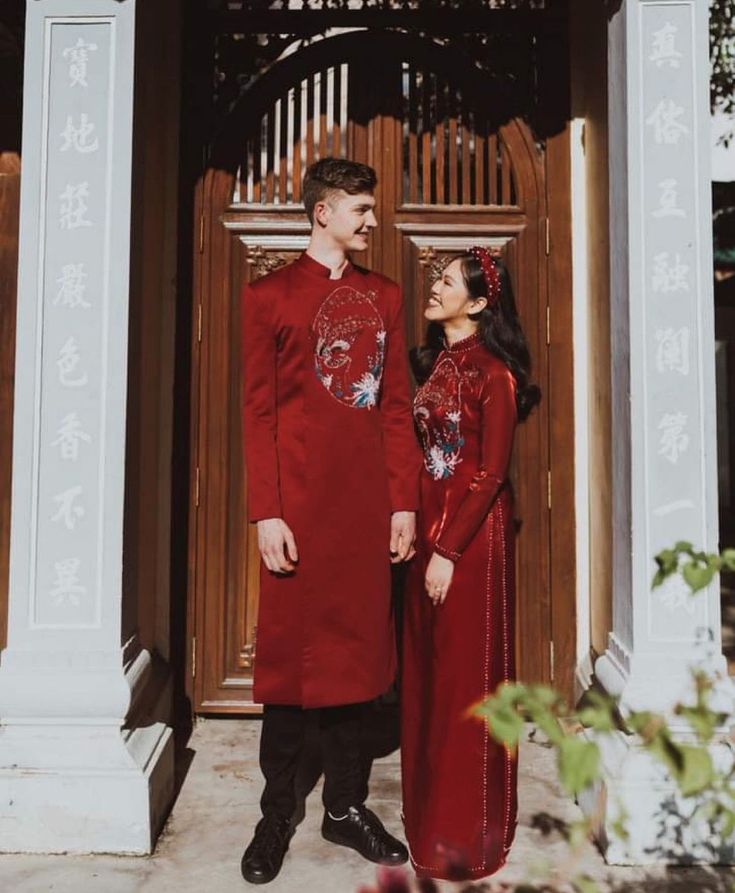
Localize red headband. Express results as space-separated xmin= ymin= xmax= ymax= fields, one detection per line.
xmin=468 ymin=247 xmax=501 ymax=306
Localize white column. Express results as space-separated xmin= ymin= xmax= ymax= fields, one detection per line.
xmin=580 ymin=0 xmax=734 ymax=865
xmin=0 ymin=0 xmax=173 ymax=854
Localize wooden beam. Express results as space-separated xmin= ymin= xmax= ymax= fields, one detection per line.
xmin=210 ymin=9 xmax=558 ymax=34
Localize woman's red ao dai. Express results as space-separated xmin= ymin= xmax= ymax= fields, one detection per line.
xmin=401 ymin=331 xmax=518 ymax=880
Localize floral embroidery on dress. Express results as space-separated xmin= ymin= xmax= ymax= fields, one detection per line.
xmin=313 ymin=286 xmax=386 ymax=409
xmin=414 ymin=356 xmax=466 ymax=480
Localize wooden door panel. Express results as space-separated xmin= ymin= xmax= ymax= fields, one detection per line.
xmin=196 ymin=215 xmax=309 ymax=711
xmin=0 ymin=159 xmax=20 ymax=652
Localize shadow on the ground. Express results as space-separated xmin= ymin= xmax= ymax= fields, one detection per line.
xmin=601 ymin=869 xmax=735 ymax=893
xmin=173 ymin=745 xmax=196 ymax=804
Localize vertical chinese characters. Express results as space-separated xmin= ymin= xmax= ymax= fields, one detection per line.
xmin=62 ymin=37 xmax=98 ymax=88
xmin=649 ymin=22 xmax=683 ymax=69
xmin=56 ymin=337 xmax=88 ymax=388
xmin=50 ymin=558 xmax=86 ymax=606
xmin=655 ymin=328 xmax=690 ymax=376
xmin=59 ymin=182 xmax=92 ymax=230
xmin=56 ymin=263 xmax=90 ymax=309
xmin=60 ymin=114 xmax=99 ymax=154
xmin=652 ymin=252 xmax=689 ymax=294
xmin=40 ymin=30 xmax=104 ymax=619
xmin=646 ymin=99 xmax=689 ymax=145
xmin=51 ymin=412 xmax=92 ymax=461
xmin=652 ymin=179 xmax=686 ymax=219
xmin=51 ymin=486 xmax=85 ymax=531
xmin=657 ymin=413 xmax=689 ymax=465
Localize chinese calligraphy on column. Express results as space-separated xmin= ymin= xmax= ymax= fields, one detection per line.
xmin=654 ymin=327 xmax=690 ymax=376
xmin=62 ymin=37 xmax=98 ymax=88
xmin=59 ymin=182 xmax=92 ymax=229
xmin=641 ymin=5 xmax=708 ymax=633
xmin=55 ymin=263 xmax=90 ymax=309
xmin=33 ymin=21 xmax=111 ymax=626
xmin=649 ymin=22 xmax=683 ymax=69
xmin=60 ymin=114 xmax=99 ymax=154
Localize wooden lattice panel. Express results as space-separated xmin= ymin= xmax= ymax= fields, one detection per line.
xmin=232 ymin=59 xmax=518 ymax=209
xmin=234 ymin=64 xmax=349 ymax=205
xmin=401 ymin=63 xmax=517 ymax=206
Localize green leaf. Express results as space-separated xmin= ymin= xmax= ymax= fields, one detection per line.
xmin=644 ymin=730 xmax=686 ymax=780
xmin=676 ymin=704 xmax=719 ymax=744
xmin=573 ymin=876 xmax=600 ymax=893
xmin=722 ymin=548 xmax=735 ymax=571
xmin=576 ymin=691 xmax=618 ymax=732
xmin=678 ymin=746 xmax=715 ymax=796
xmin=626 ymin=710 xmax=663 ymax=741
xmin=682 ymin=562 xmax=715 ymax=592
xmin=610 ymin=812 xmax=630 ymax=842
xmin=696 ymin=799 xmax=720 ymax=823
xmin=557 ymin=737 xmax=601 ymax=795
xmin=575 ymin=705 xmax=616 ymax=732
xmin=482 ymin=703 xmax=525 ymax=748
xmin=673 ymin=540 xmax=694 ymax=553
xmin=653 ymin=549 xmax=679 ymax=587
xmin=532 ymin=713 xmax=565 ymax=746
xmin=654 ymin=548 xmax=677 ymax=569
xmin=720 ymin=807 xmax=735 ymax=840
xmin=526 ymin=683 xmax=565 ymax=709
xmin=567 ymin=819 xmax=591 ymax=850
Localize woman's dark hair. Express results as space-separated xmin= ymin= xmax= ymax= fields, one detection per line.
xmin=411 ymin=253 xmax=541 ymax=422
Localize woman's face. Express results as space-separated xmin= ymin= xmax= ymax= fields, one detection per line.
xmin=424 ymin=257 xmax=487 ymax=324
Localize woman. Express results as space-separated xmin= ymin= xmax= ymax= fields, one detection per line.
xmin=401 ymin=247 xmax=540 ymax=881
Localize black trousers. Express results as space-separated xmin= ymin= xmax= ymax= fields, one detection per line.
xmin=259 ymin=702 xmax=368 ymax=820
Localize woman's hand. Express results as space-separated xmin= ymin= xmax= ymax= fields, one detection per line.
xmin=425 ymin=552 xmax=455 ymax=605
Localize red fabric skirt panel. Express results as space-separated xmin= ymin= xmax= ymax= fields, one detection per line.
xmin=401 ymin=487 xmax=517 ymax=881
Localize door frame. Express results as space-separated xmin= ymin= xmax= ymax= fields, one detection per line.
xmin=184 ymin=27 xmax=578 ymax=711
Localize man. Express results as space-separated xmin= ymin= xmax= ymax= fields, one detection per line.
xmin=240 ymin=158 xmax=421 ymax=885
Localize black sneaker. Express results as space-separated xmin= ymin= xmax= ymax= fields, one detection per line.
xmin=321 ymin=805 xmax=408 ymax=866
xmin=241 ymin=814 xmax=294 ymax=884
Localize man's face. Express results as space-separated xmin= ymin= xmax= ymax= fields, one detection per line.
xmin=314 ymin=190 xmax=378 ymax=252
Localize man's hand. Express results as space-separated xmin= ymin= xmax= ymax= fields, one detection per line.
xmin=425 ymin=552 xmax=455 ymax=605
xmin=256 ymin=518 xmax=299 ymax=574
xmin=389 ymin=511 xmax=416 ymax=563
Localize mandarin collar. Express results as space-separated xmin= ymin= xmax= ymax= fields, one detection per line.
xmin=298 ymin=252 xmax=354 ymax=281
xmin=444 ymin=331 xmax=483 ymax=353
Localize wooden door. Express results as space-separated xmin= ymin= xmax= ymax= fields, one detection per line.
xmin=0 ymin=155 xmax=20 ymax=653
xmin=189 ymin=31 xmax=571 ymax=712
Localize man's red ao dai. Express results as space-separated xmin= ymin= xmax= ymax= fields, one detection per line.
xmin=401 ymin=331 xmax=518 ymax=880
xmin=241 ymin=253 xmax=421 ymax=709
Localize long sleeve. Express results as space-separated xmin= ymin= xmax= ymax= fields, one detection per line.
xmin=241 ymin=282 xmax=282 ymax=521
xmin=379 ymin=285 xmax=421 ymax=512
xmin=434 ymin=368 xmax=517 ymax=560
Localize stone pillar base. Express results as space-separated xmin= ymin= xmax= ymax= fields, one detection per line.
xmin=579 ymin=729 xmax=735 ymax=866
xmin=0 ymin=643 xmax=175 ymax=854
xmin=0 ymin=721 xmax=173 ymax=855
xmin=595 ymin=635 xmax=730 ymax=714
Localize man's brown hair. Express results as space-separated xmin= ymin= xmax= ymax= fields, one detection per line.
xmin=302 ymin=158 xmax=377 ymax=223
